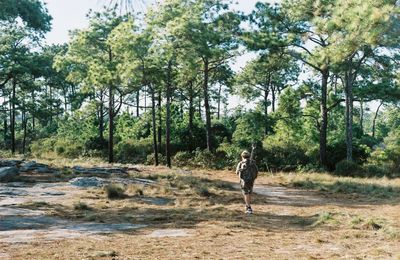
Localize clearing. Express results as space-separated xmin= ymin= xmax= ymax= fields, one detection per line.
xmin=0 ymin=159 xmax=399 ymax=259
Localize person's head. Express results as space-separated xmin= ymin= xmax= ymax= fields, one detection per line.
xmin=241 ymin=150 xmax=250 ymax=159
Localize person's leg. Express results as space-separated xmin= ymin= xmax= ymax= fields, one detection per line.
xmin=244 ymin=194 xmax=251 ymax=206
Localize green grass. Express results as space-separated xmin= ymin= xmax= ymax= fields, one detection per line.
xmin=313 ymin=212 xmax=335 ymax=226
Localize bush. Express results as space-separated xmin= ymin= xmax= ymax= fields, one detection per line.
xmin=172 ymin=151 xmax=193 ymax=167
xmin=30 ymin=137 xmax=57 ymax=158
xmin=361 ymin=164 xmax=387 ymax=178
xmin=263 ymin=139 xmax=310 ymax=172
xmin=54 ymin=139 xmax=84 ymax=158
xmin=146 ymin=153 xmax=166 ymax=165
xmin=115 ymin=138 xmax=153 ymax=163
xmin=334 ymin=159 xmax=360 ymax=177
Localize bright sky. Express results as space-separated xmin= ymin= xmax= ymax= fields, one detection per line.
xmin=44 ymin=0 xmax=268 ymax=45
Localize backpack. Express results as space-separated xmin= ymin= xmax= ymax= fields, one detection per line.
xmin=238 ymin=159 xmax=258 ymax=183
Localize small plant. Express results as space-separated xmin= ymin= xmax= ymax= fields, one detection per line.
xmin=74 ymin=201 xmax=90 ymax=210
xmin=363 ymin=218 xmax=383 ymax=230
xmin=127 ymin=184 xmax=144 ymax=196
xmin=104 ymin=183 xmax=126 ymax=199
xmin=196 ymin=186 xmax=212 ymax=197
xmin=313 ymin=212 xmax=334 ymax=226
xmin=351 ymin=216 xmax=363 ymax=226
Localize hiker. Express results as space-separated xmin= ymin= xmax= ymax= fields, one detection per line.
xmin=236 ymin=148 xmax=258 ymax=214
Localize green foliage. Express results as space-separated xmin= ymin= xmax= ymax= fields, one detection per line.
xmin=334 ymin=160 xmax=360 ymax=177
xmin=369 ymin=127 xmax=400 ymax=174
xmin=0 ymin=0 xmax=52 ymax=32
xmin=115 ymin=138 xmax=153 ymax=163
xmin=232 ymin=110 xmax=265 ymax=147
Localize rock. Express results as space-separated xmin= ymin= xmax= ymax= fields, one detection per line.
xmin=0 ymin=160 xmax=22 ymax=167
xmin=35 ymin=166 xmax=50 ymax=173
xmin=69 ymin=177 xmax=106 ymax=187
xmin=19 ymin=161 xmax=37 ymax=172
xmin=0 ymin=166 xmax=19 ymax=181
xmin=72 ymin=166 xmax=128 ymax=175
xmin=92 ymin=251 xmax=118 ymax=258
xmin=148 ymin=229 xmax=191 ymax=238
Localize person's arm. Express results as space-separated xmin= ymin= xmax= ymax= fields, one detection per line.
xmin=236 ymin=162 xmax=241 ymax=175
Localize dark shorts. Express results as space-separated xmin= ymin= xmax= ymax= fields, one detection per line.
xmin=240 ymin=179 xmax=254 ymax=195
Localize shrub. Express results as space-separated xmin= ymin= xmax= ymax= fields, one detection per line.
xmin=334 ymin=160 xmax=360 ymax=177
xmin=30 ymin=137 xmax=57 ymax=158
xmin=115 ymin=138 xmax=153 ymax=163
xmin=146 ymin=152 xmax=167 ymax=165
xmin=104 ymin=183 xmax=126 ymax=199
xmin=172 ymin=151 xmax=193 ymax=167
xmin=54 ymin=139 xmax=84 ymax=158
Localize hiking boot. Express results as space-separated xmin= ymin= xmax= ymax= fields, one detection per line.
xmin=245 ymin=205 xmax=253 ymax=214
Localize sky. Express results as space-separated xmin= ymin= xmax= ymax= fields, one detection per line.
xmin=44 ymin=0 xmax=266 ymax=45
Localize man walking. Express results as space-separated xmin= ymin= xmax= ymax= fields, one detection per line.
xmin=236 ymin=146 xmax=258 ymax=214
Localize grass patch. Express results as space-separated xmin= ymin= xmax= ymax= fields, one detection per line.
xmin=127 ymin=184 xmax=144 ymax=196
xmin=313 ymin=212 xmax=335 ymax=226
xmin=19 ymin=201 xmax=50 ymax=209
xmin=104 ymin=183 xmax=127 ymax=199
xmin=362 ymin=218 xmax=383 ymax=230
xmin=286 ymin=173 xmax=400 ymax=198
xmin=73 ymin=201 xmax=91 ymax=210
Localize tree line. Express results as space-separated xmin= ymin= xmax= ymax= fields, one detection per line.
xmin=0 ymin=0 xmax=399 ymax=175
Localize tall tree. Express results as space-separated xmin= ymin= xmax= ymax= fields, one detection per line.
xmin=55 ymin=9 xmax=127 ymax=163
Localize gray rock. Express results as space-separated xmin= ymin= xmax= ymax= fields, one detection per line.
xmin=72 ymin=166 xmax=127 ymax=175
xmin=0 ymin=166 xmax=19 ymax=181
xmin=69 ymin=177 xmax=106 ymax=187
xmin=19 ymin=161 xmax=37 ymax=172
xmin=35 ymin=166 xmax=50 ymax=173
xmin=148 ymin=229 xmax=191 ymax=237
xmin=0 ymin=160 xmax=22 ymax=167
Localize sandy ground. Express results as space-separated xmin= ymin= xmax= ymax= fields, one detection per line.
xmin=0 ymin=166 xmax=399 ymax=260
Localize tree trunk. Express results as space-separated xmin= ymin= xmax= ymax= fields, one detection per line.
xmin=165 ymin=62 xmax=172 ymax=168
xmin=108 ymin=85 xmax=114 ymax=163
xmin=151 ymin=89 xmax=159 ymax=166
xmin=3 ymin=117 xmax=7 ymax=145
xmin=31 ymin=90 xmax=35 ymax=132
xmin=319 ymin=70 xmax=329 ymax=168
xmin=99 ymin=91 xmax=104 ymax=141
xmin=188 ymin=81 xmax=195 ymax=150
xmin=203 ymin=58 xmax=212 ymax=151
xmin=372 ymin=101 xmax=383 ymax=138
xmin=359 ymin=100 xmax=364 ymax=134
xmin=108 ymin=48 xmax=115 ymax=163
xmin=22 ymin=111 xmax=27 ymax=154
xmin=49 ymin=84 xmax=53 ymax=124
xmin=136 ymin=90 xmax=140 ymax=117
xmin=271 ymin=85 xmax=276 ymax=112
xmin=264 ymin=88 xmax=269 ymax=135
xmin=217 ymin=84 xmax=222 ymax=120
xmin=11 ymin=78 xmax=16 ymax=154
xmin=344 ymin=72 xmax=353 ymax=161
xmin=157 ymin=90 xmax=162 ymax=152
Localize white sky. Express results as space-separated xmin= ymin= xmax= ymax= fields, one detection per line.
xmin=43 ymin=0 xmax=267 ymax=45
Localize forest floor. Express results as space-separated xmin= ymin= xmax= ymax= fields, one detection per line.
xmin=0 ymin=159 xmax=399 ymax=259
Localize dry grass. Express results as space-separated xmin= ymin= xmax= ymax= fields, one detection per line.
xmin=3 ymin=166 xmax=400 ymax=259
